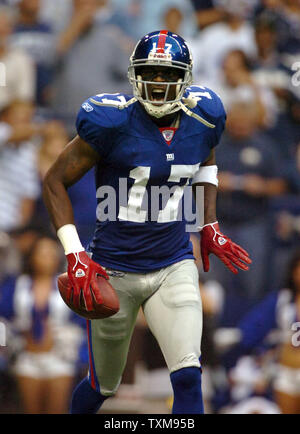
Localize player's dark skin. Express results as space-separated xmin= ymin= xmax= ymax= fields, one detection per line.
xmin=43 ymin=68 xmax=217 ymax=230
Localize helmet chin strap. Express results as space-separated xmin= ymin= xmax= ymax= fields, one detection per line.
xmin=143 ymin=101 xmax=181 ymax=118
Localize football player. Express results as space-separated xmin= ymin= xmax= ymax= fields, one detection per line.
xmin=43 ymin=30 xmax=251 ymax=414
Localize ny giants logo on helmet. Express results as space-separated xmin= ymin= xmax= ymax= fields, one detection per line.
xmin=148 ymin=52 xmax=172 ymax=61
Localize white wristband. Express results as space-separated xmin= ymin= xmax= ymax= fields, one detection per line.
xmin=192 ymin=165 xmax=218 ymax=187
xmin=57 ymin=224 xmax=84 ymax=255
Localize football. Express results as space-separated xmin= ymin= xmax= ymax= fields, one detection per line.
xmin=57 ymin=272 xmax=120 ymax=320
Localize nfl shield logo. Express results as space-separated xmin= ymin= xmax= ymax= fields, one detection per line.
xmin=218 ymin=237 xmax=227 ymax=246
xmin=162 ymin=129 xmax=175 ymax=142
xmin=82 ymin=102 xmax=94 ymax=112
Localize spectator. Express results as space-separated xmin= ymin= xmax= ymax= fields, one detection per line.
xmin=220 ymin=250 xmax=300 ymax=413
xmin=273 ymin=251 xmax=300 ymax=413
xmin=221 ymin=351 xmax=279 ymax=413
xmin=277 ymin=0 xmax=300 ymax=56
xmin=189 ymin=0 xmax=257 ymax=86
xmin=10 ymin=0 xmax=57 ymax=106
xmin=0 ymin=236 xmax=85 ymax=414
xmin=0 ymin=5 xmax=35 ymax=110
xmin=252 ymin=12 xmax=293 ymax=131
xmin=254 ymin=0 xmax=300 ymax=61
xmin=268 ymin=149 xmax=300 ymax=294
xmin=39 ymin=0 xmax=73 ymax=34
xmin=222 ymin=396 xmax=280 ymax=414
xmin=40 ymin=0 xmax=132 ymax=37
xmin=0 ymin=100 xmax=41 ymax=232
xmin=210 ymin=102 xmax=288 ymax=303
xmin=131 ymin=0 xmax=196 ymax=40
xmin=163 ymin=7 xmax=183 ymax=36
xmin=31 ymin=120 xmax=69 ymax=234
xmin=190 ymin=0 xmax=226 ymax=30
xmin=52 ymin=0 xmax=131 ymax=133
xmin=253 ymin=12 xmax=290 ymax=92
xmin=0 ymin=231 xmax=18 ymax=282
xmin=210 ymin=49 xmax=275 ymax=128
xmin=255 ymin=0 xmax=282 ymax=14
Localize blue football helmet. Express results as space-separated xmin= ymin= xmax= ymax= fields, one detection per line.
xmin=128 ymin=30 xmax=193 ymax=118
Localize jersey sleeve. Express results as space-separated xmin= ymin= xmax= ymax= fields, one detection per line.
xmin=75 ymin=96 xmax=116 ymax=158
xmin=186 ymin=85 xmax=227 ymax=149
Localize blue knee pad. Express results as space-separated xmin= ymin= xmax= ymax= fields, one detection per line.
xmin=70 ymin=377 xmax=108 ymax=414
xmin=170 ymin=367 xmax=204 ymax=414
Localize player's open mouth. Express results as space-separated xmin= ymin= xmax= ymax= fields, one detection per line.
xmin=151 ymin=88 xmax=166 ymax=103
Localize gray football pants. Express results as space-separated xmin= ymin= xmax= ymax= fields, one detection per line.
xmin=87 ymin=259 xmax=202 ymax=396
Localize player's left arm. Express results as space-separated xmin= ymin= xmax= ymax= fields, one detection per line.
xmin=192 ymin=149 xmax=252 ymax=274
xmin=193 ymin=149 xmax=217 ymax=226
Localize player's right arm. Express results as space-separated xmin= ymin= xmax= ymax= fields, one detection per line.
xmin=43 ymin=135 xmax=108 ymax=312
xmin=43 ymin=134 xmax=100 ymax=231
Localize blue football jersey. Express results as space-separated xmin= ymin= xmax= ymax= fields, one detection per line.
xmin=76 ymin=86 xmax=226 ymax=272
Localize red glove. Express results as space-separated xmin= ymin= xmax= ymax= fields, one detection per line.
xmin=200 ymin=222 xmax=252 ymax=274
xmin=66 ymin=251 xmax=109 ymax=312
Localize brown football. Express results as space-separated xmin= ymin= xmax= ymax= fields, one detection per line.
xmin=57 ymin=272 xmax=120 ymax=320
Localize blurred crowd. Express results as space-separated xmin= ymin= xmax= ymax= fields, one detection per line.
xmin=0 ymin=0 xmax=299 ymax=414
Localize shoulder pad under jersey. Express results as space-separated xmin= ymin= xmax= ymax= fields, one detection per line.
xmin=182 ymin=85 xmax=226 ymax=148
xmin=76 ymin=93 xmax=136 ymax=156
xmin=183 ymin=85 xmax=226 ymax=128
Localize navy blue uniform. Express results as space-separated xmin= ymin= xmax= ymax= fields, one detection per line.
xmin=76 ymin=86 xmax=226 ymax=272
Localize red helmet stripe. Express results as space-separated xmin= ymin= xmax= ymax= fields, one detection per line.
xmin=157 ymin=30 xmax=169 ymax=53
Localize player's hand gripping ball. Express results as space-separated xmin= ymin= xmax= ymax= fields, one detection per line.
xmin=57 ymin=251 xmax=119 ymax=319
